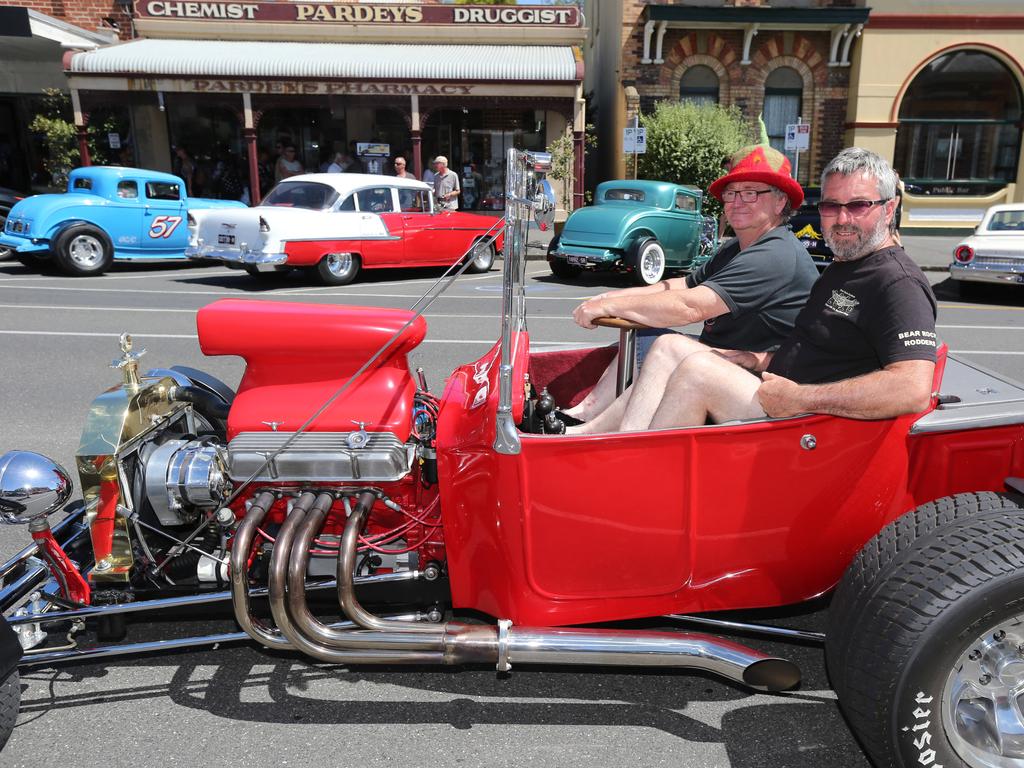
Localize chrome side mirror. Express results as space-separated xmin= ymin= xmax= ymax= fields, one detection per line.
xmin=0 ymin=451 xmax=73 ymax=525
xmin=534 ymin=179 xmax=556 ymax=232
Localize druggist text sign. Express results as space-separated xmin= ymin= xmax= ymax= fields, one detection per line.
xmin=136 ymin=2 xmax=581 ymax=25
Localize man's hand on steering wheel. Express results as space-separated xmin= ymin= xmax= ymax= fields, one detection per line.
xmin=572 ymin=298 xmax=607 ymax=330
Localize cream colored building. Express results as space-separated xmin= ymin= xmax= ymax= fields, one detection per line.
xmin=846 ymin=0 xmax=1024 ymax=229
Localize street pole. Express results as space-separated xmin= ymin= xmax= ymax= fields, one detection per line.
xmin=633 ymin=115 xmax=639 ymax=180
xmin=793 ymin=115 xmax=801 ymax=183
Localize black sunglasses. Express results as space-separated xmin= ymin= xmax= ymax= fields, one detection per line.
xmin=818 ymin=199 xmax=891 ymax=216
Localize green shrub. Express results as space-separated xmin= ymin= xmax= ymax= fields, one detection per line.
xmin=634 ymin=101 xmax=753 ymax=219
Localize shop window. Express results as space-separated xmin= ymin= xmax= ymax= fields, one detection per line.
xmin=356 ymin=187 xmax=395 ymax=213
xmin=893 ymin=50 xmax=1022 ymax=195
xmin=424 ymin=108 xmax=545 ymax=211
xmin=116 ymin=181 xmax=138 ymax=199
xmin=679 ymin=65 xmax=720 ymax=106
xmin=764 ymin=67 xmax=803 ymax=165
xmin=146 ymin=181 xmax=181 ymax=201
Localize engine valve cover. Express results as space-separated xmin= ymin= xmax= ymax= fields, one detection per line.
xmin=227 ymin=431 xmax=413 ymax=482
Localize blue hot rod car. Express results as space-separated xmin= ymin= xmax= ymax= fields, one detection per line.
xmin=0 ymin=167 xmax=245 ymax=276
xmin=547 ymin=179 xmax=717 ymax=286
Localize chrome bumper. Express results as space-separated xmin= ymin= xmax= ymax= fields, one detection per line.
xmin=186 ymin=244 xmax=288 ymax=266
xmin=950 ymin=261 xmax=1024 ymax=285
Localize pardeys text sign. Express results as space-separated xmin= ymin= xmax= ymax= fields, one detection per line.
xmin=136 ymin=2 xmax=581 ymax=25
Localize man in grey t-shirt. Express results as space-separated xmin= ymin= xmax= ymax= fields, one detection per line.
xmin=566 ymin=131 xmax=816 ymax=434
xmin=432 ymin=155 xmax=460 ymax=210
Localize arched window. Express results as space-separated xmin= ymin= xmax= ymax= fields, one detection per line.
xmin=763 ymin=67 xmax=804 ymax=165
xmin=893 ymin=50 xmax=1022 ymax=195
xmin=679 ymin=65 xmax=719 ymax=106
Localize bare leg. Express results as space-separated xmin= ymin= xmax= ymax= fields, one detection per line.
xmin=649 ymin=351 xmax=765 ymax=429
xmin=570 ymin=334 xmax=712 ymax=434
xmin=618 ymin=335 xmax=710 ymax=431
xmin=562 ymin=353 xmax=619 ymax=421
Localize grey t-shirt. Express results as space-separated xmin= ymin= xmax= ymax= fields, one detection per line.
xmin=685 ymin=226 xmax=819 ymax=351
xmin=434 ymin=169 xmax=460 ymax=210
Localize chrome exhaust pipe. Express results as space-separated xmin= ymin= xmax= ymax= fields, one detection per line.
xmin=230 ymin=491 xmax=292 ymax=650
xmin=234 ymin=491 xmax=799 ymax=691
xmin=266 ymin=491 xmax=445 ymax=665
xmin=284 ymin=492 xmax=450 ymax=652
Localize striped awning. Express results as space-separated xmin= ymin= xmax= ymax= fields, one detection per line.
xmin=67 ymin=39 xmax=582 ymax=82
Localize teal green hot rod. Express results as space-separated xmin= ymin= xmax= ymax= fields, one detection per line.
xmin=547 ymin=179 xmax=717 ymax=285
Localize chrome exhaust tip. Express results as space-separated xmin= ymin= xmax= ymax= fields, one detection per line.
xmin=742 ymin=657 xmax=802 ymax=692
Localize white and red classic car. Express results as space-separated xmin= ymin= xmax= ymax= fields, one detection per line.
xmin=186 ymin=173 xmax=503 ymax=285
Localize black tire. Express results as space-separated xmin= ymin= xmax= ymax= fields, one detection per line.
xmin=466 ymin=239 xmax=495 ymax=273
xmin=54 ymin=224 xmax=113 ymax=276
xmin=827 ymin=492 xmax=1019 ymax=686
xmin=828 ymin=498 xmax=1024 ymax=768
xmin=0 ymin=669 xmax=19 ymax=751
xmin=315 ymin=252 xmax=360 ymax=286
xmin=549 ymin=259 xmax=582 ymax=280
xmin=629 ymin=236 xmax=665 ymax=286
xmin=243 ymin=265 xmax=283 ymax=280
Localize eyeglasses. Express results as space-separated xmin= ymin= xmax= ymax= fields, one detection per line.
xmin=818 ymin=199 xmax=891 ymax=216
xmin=721 ymin=188 xmax=775 ymax=203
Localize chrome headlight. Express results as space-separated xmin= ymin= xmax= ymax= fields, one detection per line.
xmin=0 ymin=451 xmax=73 ymax=525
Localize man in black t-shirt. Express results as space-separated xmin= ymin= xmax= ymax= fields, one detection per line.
xmin=640 ymin=148 xmax=936 ymax=429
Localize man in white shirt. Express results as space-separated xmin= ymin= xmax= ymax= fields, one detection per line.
xmin=432 ymin=155 xmax=461 ymax=211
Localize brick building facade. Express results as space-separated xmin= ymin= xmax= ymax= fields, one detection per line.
xmin=585 ymin=0 xmax=868 ymax=190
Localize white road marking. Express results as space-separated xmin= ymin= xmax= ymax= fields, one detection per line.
xmin=938 ymin=324 xmax=1024 ymax=331
xmin=0 ymin=304 xmax=569 ymax=321
xmin=950 ymin=350 xmax=1024 ymax=355
xmin=0 ymin=329 xmax=598 ymax=347
xmin=0 ymin=283 xmax=593 ymax=300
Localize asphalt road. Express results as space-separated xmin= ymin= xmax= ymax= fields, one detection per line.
xmin=0 ymin=243 xmax=1021 ymax=768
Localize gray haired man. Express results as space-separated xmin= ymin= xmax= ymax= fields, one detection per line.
xmin=623 ymin=147 xmax=938 ymax=430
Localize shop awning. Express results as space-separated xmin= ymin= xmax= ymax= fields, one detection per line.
xmin=67 ymin=38 xmax=583 ymax=82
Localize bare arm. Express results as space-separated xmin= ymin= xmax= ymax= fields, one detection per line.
xmin=757 ymin=359 xmax=935 ymax=420
xmin=573 ymin=284 xmax=728 ymax=329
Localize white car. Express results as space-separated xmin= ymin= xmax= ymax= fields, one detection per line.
xmin=950 ymin=203 xmax=1024 ymax=289
xmin=186 ymin=173 xmax=502 ymax=285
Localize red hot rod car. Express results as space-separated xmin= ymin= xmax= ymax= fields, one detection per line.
xmin=1 ymin=150 xmax=1024 ymax=768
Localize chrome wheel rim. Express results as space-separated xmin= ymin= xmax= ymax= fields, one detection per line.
xmin=324 ymin=252 xmax=353 ymax=277
xmin=639 ymin=243 xmax=665 ymax=284
xmin=472 ymin=243 xmax=492 ymax=270
xmin=942 ymin=615 xmax=1024 ymax=766
xmin=68 ymin=234 xmax=105 ymax=268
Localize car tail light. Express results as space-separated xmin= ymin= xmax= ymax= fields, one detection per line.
xmin=259 ymin=217 xmax=270 ymax=233
xmin=954 ymin=245 xmax=974 ymax=263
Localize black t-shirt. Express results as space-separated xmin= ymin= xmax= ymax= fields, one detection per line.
xmin=767 ymin=246 xmax=937 ymax=384
xmin=685 ymin=226 xmax=819 ymax=352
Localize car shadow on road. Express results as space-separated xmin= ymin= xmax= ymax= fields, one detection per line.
xmin=15 ymin=611 xmax=867 ymax=767
xmin=932 ymin=275 xmax=1024 ymax=305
